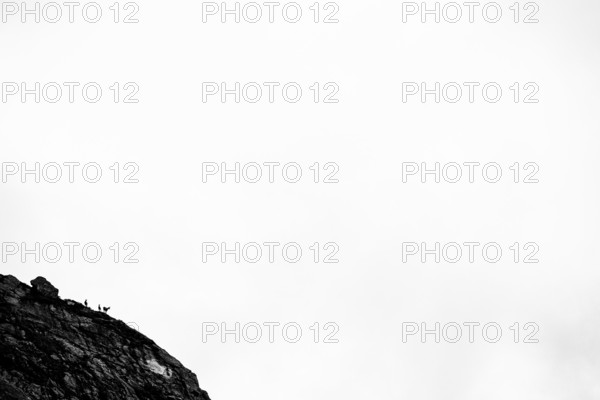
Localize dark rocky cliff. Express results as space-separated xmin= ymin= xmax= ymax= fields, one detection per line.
xmin=0 ymin=274 xmax=211 ymax=400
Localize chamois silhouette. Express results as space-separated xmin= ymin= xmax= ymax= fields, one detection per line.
xmin=98 ymin=305 xmax=101 ymax=311
xmin=103 ymin=306 xmax=111 ymax=313
xmin=84 ymin=299 xmax=88 ymax=307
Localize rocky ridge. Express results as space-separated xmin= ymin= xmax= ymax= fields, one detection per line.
xmin=0 ymin=274 xmax=211 ymax=400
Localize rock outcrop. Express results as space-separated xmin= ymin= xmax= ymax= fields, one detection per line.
xmin=0 ymin=274 xmax=211 ymax=400
xmin=29 ymin=277 xmax=59 ymax=299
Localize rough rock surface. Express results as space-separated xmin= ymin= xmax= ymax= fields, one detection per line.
xmin=29 ymin=277 xmax=59 ymax=299
xmin=0 ymin=274 xmax=211 ymax=400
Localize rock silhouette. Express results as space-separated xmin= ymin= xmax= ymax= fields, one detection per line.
xmin=30 ymin=276 xmax=59 ymax=298
xmin=0 ymin=274 xmax=211 ymax=400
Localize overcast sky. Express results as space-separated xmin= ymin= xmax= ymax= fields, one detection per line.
xmin=2 ymin=1 xmax=600 ymax=399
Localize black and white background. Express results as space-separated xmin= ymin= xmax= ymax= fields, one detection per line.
xmin=1 ymin=1 xmax=600 ymax=399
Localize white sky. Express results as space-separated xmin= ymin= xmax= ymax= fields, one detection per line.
xmin=2 ymin=1 xmax=600 ymax=399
